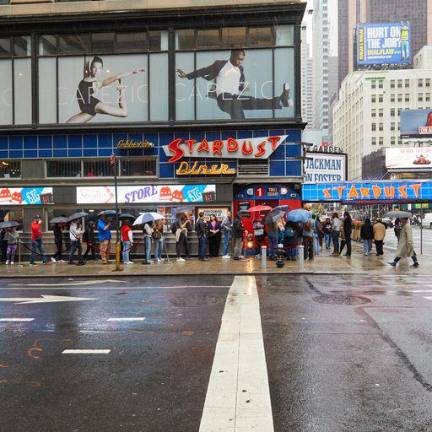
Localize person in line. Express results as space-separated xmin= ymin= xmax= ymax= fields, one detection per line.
xmin=253 ymin=217 xmax=266 ymax=259
xmin=360 ymin=218 xmax=374 ymax=256
xmin=83 ymin=221 xmax=97 ymax=260
xmin=152 ymin=220 xmax=164 ymax=263
xmin=394 ymin=218 xmax=402 ymax=242
xmin=143 ymin=221 xmax=153 ymax=265
xmin=265 ymin=212 xmax=279 ymax=260
xmin=339 ymin=211 xmax=352 ymax=257
xmin=207 ymin=214 xmax=221 ymax=257
xmin=195 ymin=212 xmax=209 ymax=261
xmin=68 ymin=219 xmax=85 ymax=265
xmin=30 ymin=215 xmax=47 ymax=265
xmin=5 ymin=226 xmax=19 ymax=265
xmin=373 ymin=218 xmax=386 ymax=256
xmin=323 ymin=217 xmax=333 ymax=250
xmin=303 ymin=220 xmax=314 ymax=261
xmin=0 ymin=229 xmax=7 ymax=263
xmin=389 ymin=217 xmax=419 ymax=268
xmin=52 ymin=222 xmax=63 ymax=262
xmin=221 ymin=210 xmax=233 ymax=259
xmin=331 ymin=213 xmax=342 ymax=256
xmin=232 ymin=213 xmax=245 ymax=260
xmin=282 ymin=221 xmax=297 ymax=261
xmin=121 ymin=220 xmax=134 ymax=265
xmin=97 ymin=214 xmax=111 ymax=264
xmin=172 ymin=215 xmax=189 ymax=262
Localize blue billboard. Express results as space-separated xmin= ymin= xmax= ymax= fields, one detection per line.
xmin=302 ymin=181 xmax=432 ymax=203
xmin=357 ymin=22 xmax=411 ymax=65
xmin=400 ymin=109 xmax=432 ymax=137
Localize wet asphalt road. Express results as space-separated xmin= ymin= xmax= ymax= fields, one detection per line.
xmin=1 ymin=275 xmax=432 ymax=432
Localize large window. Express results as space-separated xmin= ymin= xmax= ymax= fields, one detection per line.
xmin=0 ymin=160 xmax=21 ymax=178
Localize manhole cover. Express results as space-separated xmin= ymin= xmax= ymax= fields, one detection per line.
xmin=312 ymin=294 xmax=371 ymax=305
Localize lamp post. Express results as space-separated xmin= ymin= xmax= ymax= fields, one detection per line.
xmin=110 ymin=154 xmax=122 ymax=271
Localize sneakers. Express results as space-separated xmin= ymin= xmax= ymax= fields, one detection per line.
xmin=388 ymin=262 xmax=397 ymax=267
xmin=51 ymin=257 xmax=56 ymax=263
xmin=5 ymin=260 xmax=9 ymax=265
xmin=177 ymin=257 xmax=186 ymax=262
xmin=10 ymin=261 xmax=14 ymax=265
xmin=125 ymin=261 xmax=134 ymax=265
xmin=411 ymin=262 xmax=419 ymax=268
xmin=222 ymin=255 xmax=230 ymax=259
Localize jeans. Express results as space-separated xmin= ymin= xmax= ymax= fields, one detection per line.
xmin=324 ymin=233 xmax=332 ymax=249
xmin=154 ymin=239 xmax=163 ymax=260
xmin=30 ymin=238 xmax=47 ymax=264
xmin=363 ymin=239 xmax=372 ymax=255
xmin=332 ymin=231 xmax=340 ymax=254
xmin=144 ymin=236 xmax=152 ymax=262
xmin=198 ymin=237 xmax=207 ymax=259
xmin=313 ymin=233 xmax=320 ymax=256
xmin=122 ymin=240 xmax=131 ymax=263
xmin=6 ymin=244 xmax=17 ymax=262
xmin=268 ymin=232 xmax=279 ymax=257
xmin=233 ymin=237 xmax=243 ymax=259
xmin=69 ymin=240 xmax=83 ymax=263
xmin=223 ymin=232 xmax=231 ymax=256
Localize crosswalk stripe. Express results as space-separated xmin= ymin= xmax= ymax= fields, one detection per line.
xmin=0 ymin=318 xmax=34 ymax=322
xmin=62 ymin=349 xmax=111 ymax=354
xmin=107 ymin=317 xmax=145 ymax=322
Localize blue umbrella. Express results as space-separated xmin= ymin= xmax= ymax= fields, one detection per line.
xmin=287 ymin=209 xmax=312 ymax=224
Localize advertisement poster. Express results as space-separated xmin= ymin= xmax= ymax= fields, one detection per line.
xmin=0 ymin=187 xmax=53 ymax=205
xmin=386 ymin=147 xmax=432 ymax=169
xmin=304 ymin=153 xmax=347 ymax=183
xmin=400 ymin=109 xmax=432 ymax=136
xmin=77 ymin=185 xmax=216 ymax=204
xmin=356 ymin=22 xmax=411 ymax=65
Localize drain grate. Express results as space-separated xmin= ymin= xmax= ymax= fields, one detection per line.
xmin=312 ymin=294 xmax=371 ymax=305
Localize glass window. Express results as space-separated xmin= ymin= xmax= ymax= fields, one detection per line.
xmin=150 ymin=53 xmax=169 ymax=121
xmin=390 ymin=80 xmax=395 ymax=88
xmin=38 ymin=58 xmax=57 ymax=124
xmin=405 ymin=79 xmax=410 ymax=88
xmin=371 ymin=109 xmax=376 ymax=117
xmin=0 ymin=160 xmax=21 ymax=178
xmin=176 ymin=30 xmax=195 ymax=50
xmin=39 ymin=35 xmax=57 ymax=56
xmin=391 ymin=122 xmax=395 ymax=131
xmin=426 ymin=78 xmax=431 ymax=87
xmin=378 ymin=95 xmax=383 ymax=103
xmin=372 ymin=137 xmax=376 ymax=145
xmin=0 ymin=38 xmax=11 ymax=58
xmin=405 ymin=94 xmax=409 ymax=102
xmin=83 ymin=159 xmax=113 ymax=177
xmin=379 ymin=123 xmax=383 ymax=131
xmin=248 ymin=27 xmax=274 ymax=47
xmin=116 ymin=32 xmax=148 ymax=53
xmin=275 ymin=25 xmax=294 ymax=46
xmin=175 ymin=52 xmax=194 ymax=121
xmin=391 ymin=136 xmax=395 ymax=145
xmin=426 ymin=94 xmax=430 ymax=102
xmin=120 ymin=158 xmax=157 ymax=176
xmin=371 ymin=81 xmax=376 ymax=89
xmin=378 ymin=109 xmax=383 ymax=117
xmin=196 ymin=29 xmax=220 ymax=49
xmin=14 ymin=59 xmax=32 ymax=125
xmin=92 ymin=33 xmax=115 ymax=53
xmin=222 ymin=27 xmax=247 ymax=48
xmin=371 ymin=95 xmax=376 ymax=103
xmin=378 ymin=81 xmax=383 ymax=89
xmin=371 ymin=123 xmax=376 ymax=131
xmin=14 ymin=36 xmax=31 ymax=57
xmin=379 ymin=137 xmax=383 ymax=145
xmin=58 ymin=34 xmax=91 ymax=54
xmin=148 ymin=31 xmax=168 ymax=52
xmin=418 ymin=94 xmax=424 ymax=102
xmin=0 ymin=60 xmax=12 ymax=125
xmin=397 ymin=94 xmax=402 ymax=102
xmin=47 ymin=160 xmax=81 ymax=177
xmin=397 ymin=79 xmax=402 ymax=88
xmin=418 ymin=78 xmax=423 ymax=87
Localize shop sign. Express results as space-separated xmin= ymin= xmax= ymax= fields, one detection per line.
xmin=197 ymin=208 xmax=229 ymax=220
xmin=302 ymin=181 xmax=432 ymax=202
xmin=164 ymin=135 xmax=287 ymax=163
xmin=176 ymin=161 xmax=236 ymax=176
xmin=117 ymin=139 xmax=154 ymax=149
xmin=236 ymin=185 xmax=297 ymax=200
xmin=0 ymin=187 xmax=53 ymax=205
xmin=385 ymin=147 xmax=432 ymax=170
xmin=304 ymin=152 xmax=347 ymax=183
xmin=77 ymin=185 xmax=216 ymax=204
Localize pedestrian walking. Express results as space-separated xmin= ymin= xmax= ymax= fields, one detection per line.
xmin=302 ymin=220 xmax=314 ymax=260
xmin=394 ymin=218 xmax=402 ymax=242
xmin=52 ymin=222 xmax=63 ymax=262
xmin=83 ymin=221 xmax=97 ymax=260
xmin=68 ymin=219 xmax=85 ymax=265
xmin=172 ymin=214 xmax=189 ymax=262
xmin=221 ymin=210 xmax=233 ymax=258
xmin=30 ymin=215 xmax=47 ymax=265
xmin=152 ymin=220 xmax=164 ymax=262
xmin=143 ymin=221 xmax=153 ymax=264
xmin=207 ymin=214 xmax=221 ymax=257
xmin=373 ymin=218 xmax=386 ymax=256
xmin=232 ymin=213 xmax=245 ymax=260
xmin=97 ymin=214 xmax=111 ymax=264
xmin=339 ymin=211 xmax=352 ymax=256
xmin=195 ymin=212 xmax=209 ymax=261
xmin=5 ymin=227 xmax=18 ymax=265
xmin=389 ymin=218 xmax=419 ymax=267
xmin=253 ymin=218 xmax=265 ymax=258
xmin=331 ymin=213 xmax=342 ymax=256
xmin=121 ymin=220 xmax=133 ymax=264
xmin=0 ymin=229 xmax=8 ymax=263
xmin=360 ymin=218 xmax=374 ymax=256
xmin=265 ymin=212 xmax=278 ymax=259
xmin=323 ymin=217 xmax=332 ymax=250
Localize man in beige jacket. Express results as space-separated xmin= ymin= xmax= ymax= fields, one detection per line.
xmin=373 ymin=219 xmax=386 ymax=256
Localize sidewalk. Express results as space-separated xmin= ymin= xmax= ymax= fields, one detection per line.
xmin=0 ymin=243 xmax=428 ymax=278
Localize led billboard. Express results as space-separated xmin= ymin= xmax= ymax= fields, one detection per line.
xmin=401 ymin=109 xmax=432 ymax=137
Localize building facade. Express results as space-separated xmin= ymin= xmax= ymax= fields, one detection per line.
xmin=0 ymin=0 xmax=306 ymax=245
xmin=301 ymin=27 xmax=313 ymax=128
xmin=334 ymin=47 xmax=432 ymax=180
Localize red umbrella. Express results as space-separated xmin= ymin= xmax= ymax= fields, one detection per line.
xmin=248 ymin=205 xmax=272 ymax=212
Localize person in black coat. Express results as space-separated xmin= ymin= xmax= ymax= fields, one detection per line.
xmin=339 ymin=211 xmax=352 ymax=256
xmin=83 ymin=221 xmax=97 ymax=260
xmin=207 ymin=214 xmax=222 ymax=257
xmin=360 ymin=218 xmax=374 ymax=256
xmin=0 ymin=229 xmax=8 ymax=263
xmin=52 ymin=223 xmax=63 ymax=262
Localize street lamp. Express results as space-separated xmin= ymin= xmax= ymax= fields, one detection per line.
xmin=110 ymin=153 xmax=122 ymax=271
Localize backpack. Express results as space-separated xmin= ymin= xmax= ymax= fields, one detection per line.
xmin=152 ymin=229 xmax=162 ymax=239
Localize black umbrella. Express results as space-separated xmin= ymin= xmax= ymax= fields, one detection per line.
xmin=49 ymin=216 xmax=68 ymax=225
xmin=66 ymin=212 xmax=88 ymax=223
xmin=98 ymin=210 xmax=118 ymax=217
xmin=119 ymin=213 xmax=135 ymax=220
xmin=384 ymin=211 xmax=412 ymax=219
xmin=0 ymin=221 xmax=20 ymax=229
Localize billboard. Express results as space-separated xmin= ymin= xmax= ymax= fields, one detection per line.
xmin=400 ymin=109 xmax=432 ymax=137
xmin=386 ymin=148 xmax=432 ymax=170
xmin=356 ymin=22 xmax=411 ymax=65
xmin=77 ymin=184 xmax=216 ymax=204
xmin=0 ymin=187 xmax=53 ymax=205
xmin=304 ymin=152 xmax=347 ymax=184
xmin=302 ymin=181 xmax=431 ymax=203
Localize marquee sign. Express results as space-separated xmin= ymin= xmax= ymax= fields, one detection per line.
xmin=0 ymin=187 xmax=53 ymax=205
xmin=176 ymin=161 xmax=236 ymax=176
xmin=304 ymin=152 xmax=347 ymax=183
xmin=117 ymin=139 xmax=154 ymax=149
xmin=164 ymin=135 xmax=287 ymax=163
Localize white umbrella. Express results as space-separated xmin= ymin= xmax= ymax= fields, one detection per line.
xmin=133 ymin=212 xmax=165 ymax=226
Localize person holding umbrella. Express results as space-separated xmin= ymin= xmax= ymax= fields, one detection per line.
xmin=68 ymin=219 xmax=85 ymax=265
xmin=389 ymin=217 xmax=419 ymax=267
xmin=97 ymin=214 xmax=111 ymax=264
xmin=30 ymin=215 xmax=47 ymax=265
xmin=83 ymin=221 xmax=97 ymax=260
xmin=51 ymin=221 xmax=65 ymax=262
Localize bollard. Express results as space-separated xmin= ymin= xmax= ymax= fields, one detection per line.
xmin=261 ymin=245 xmax=267 ymax=269
xmin=297 ymin=245 xmax=304 ymax=272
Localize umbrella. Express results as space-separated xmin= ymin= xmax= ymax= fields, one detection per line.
xmin=98 ymin=210 xmax=117 ymax=217
xmin=66 ymin=212 xmax=88 ymax=223
xmin=133 ymin=212 xmax=165 ymax=226
xmin=49 ymin=216 xmax=68 ymax=225
xmin=248 ymin=205 xmax=272 ymax=212
xmin=119 ymin=213 xmax=135 ymax=220
xmin=0 ymin=221 xmax=20 ymax=229
xmin=269 ymin=205 xmax=290 ymax=220
xmin=384 ymin=211 xmax=412 ymax=219
xmin=287 ymin=209 xmax=312 ymax=223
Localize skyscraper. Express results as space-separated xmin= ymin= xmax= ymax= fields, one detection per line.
xmin=301 ymin=27 xmax=313 ymax=128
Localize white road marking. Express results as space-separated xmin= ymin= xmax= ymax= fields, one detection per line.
xmin=0 ymin=295 xmax=97 ymax=305
xmin=107 ymin=317 xmax=146 ymax=322
xmin=0 ymin=285 xmax=230 ymax=291
xmin=199 ymin=275 xmax=274 ymax=432
xmin=9 ymin=279 xmax=126 ymax=287
xmin=62 ymin=349 xmax=111 ymax=354
xmin=0 ymin=318 xmax=34 ymax=322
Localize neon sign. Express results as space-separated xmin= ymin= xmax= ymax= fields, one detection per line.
xmin=176 ymin=161 xmax=236 ymax=176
